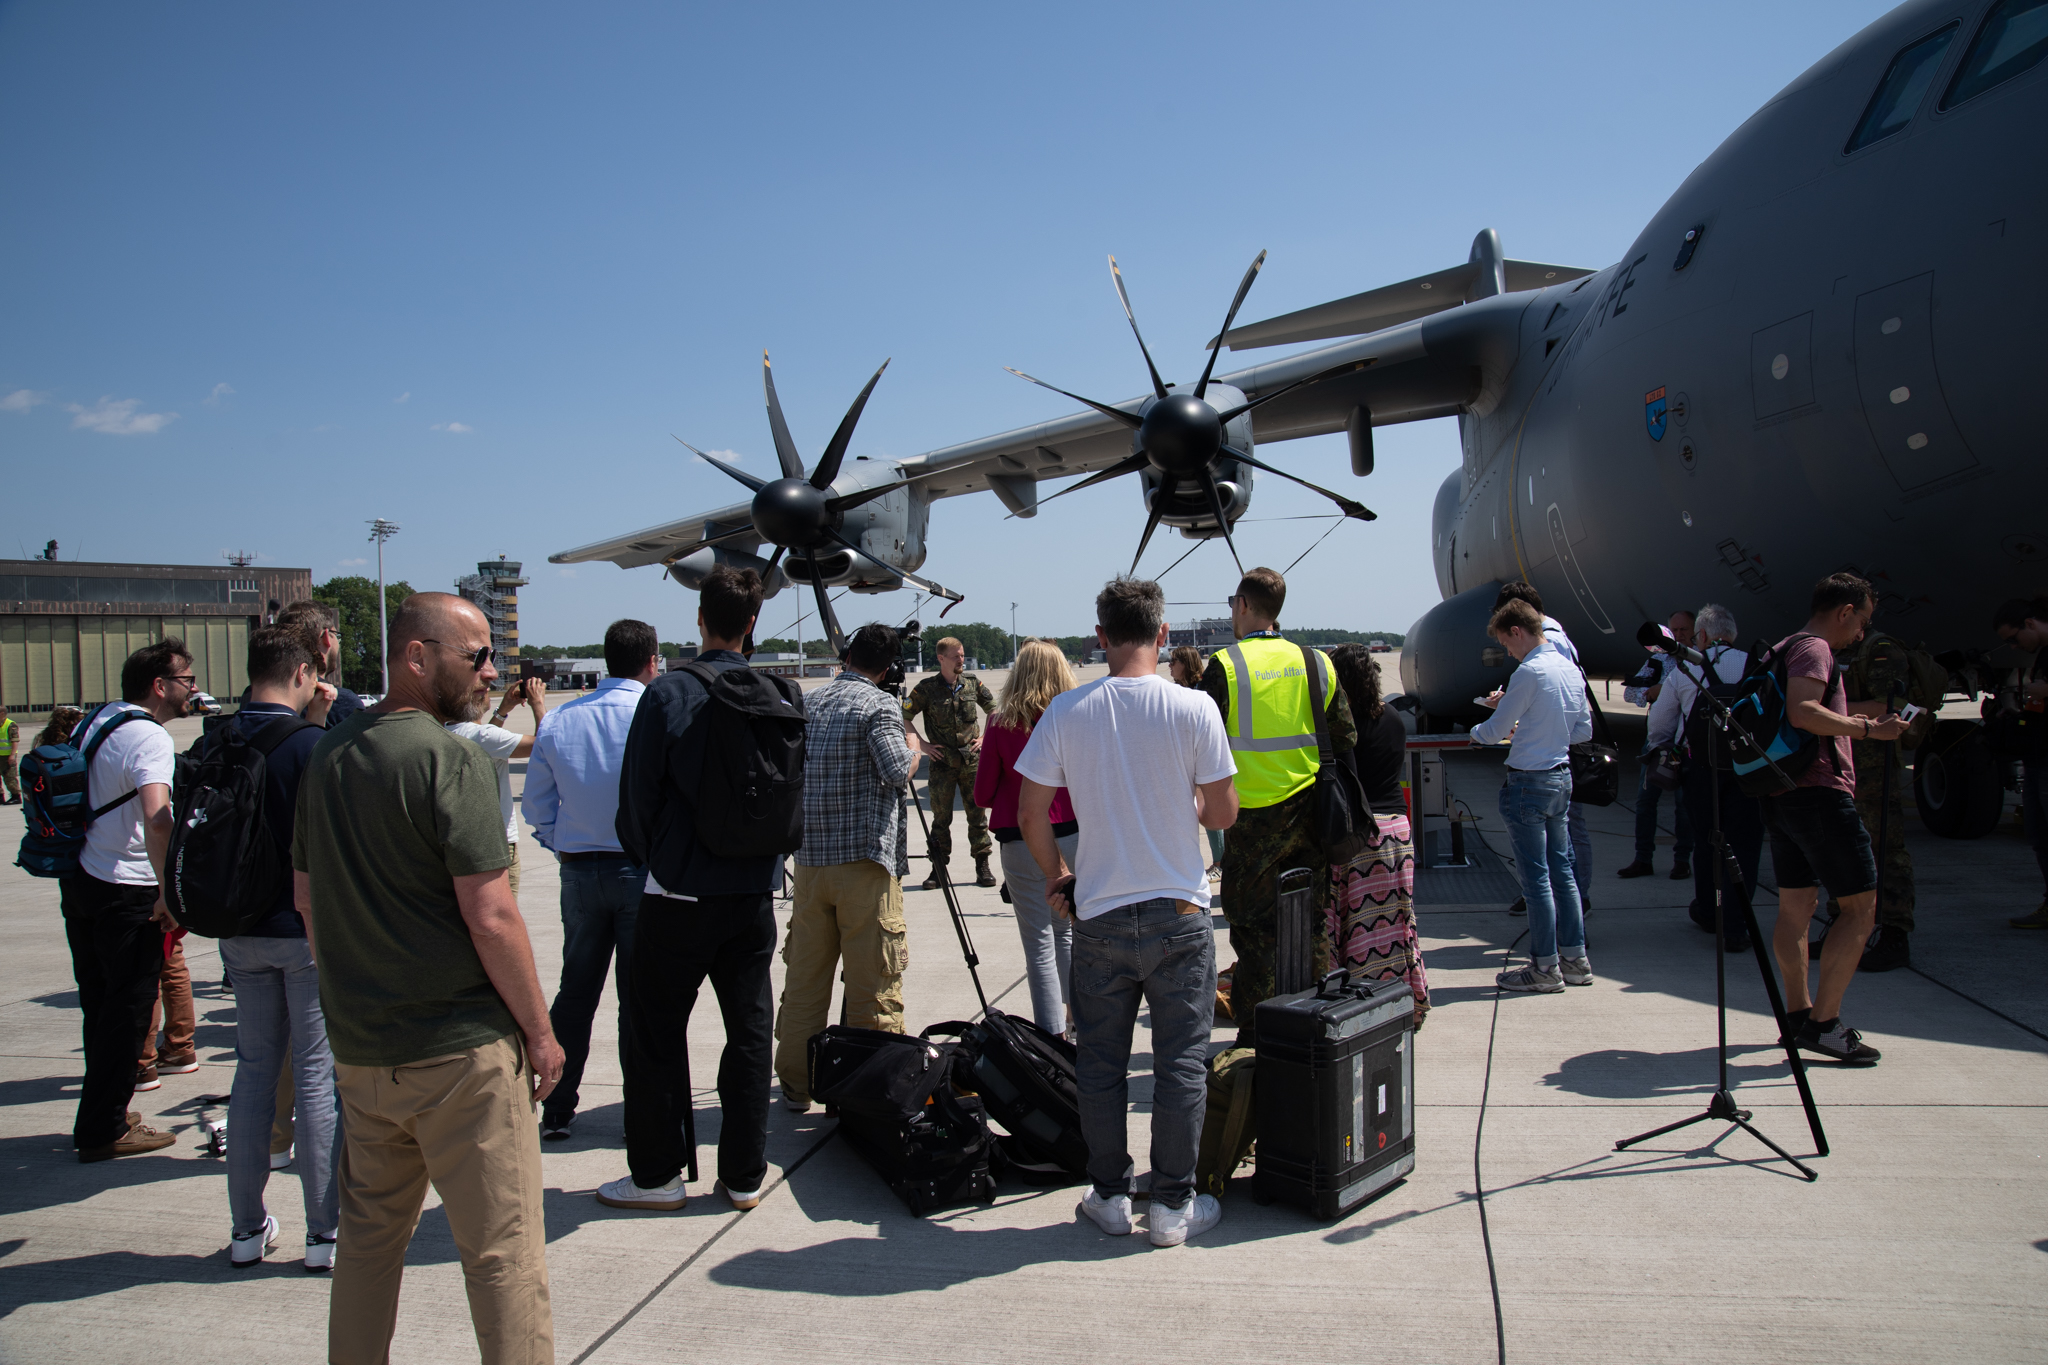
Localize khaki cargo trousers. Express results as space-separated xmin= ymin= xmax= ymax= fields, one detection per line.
xmin=331 ymin=1034 xmax=554 ymax=1365
xmin=773 ymin=859 xmax=908 ymax=1104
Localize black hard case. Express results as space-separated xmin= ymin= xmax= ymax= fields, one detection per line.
xmin=1252 ymin=973 xmax=1416 ymax=1218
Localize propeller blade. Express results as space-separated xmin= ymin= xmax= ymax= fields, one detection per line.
xmin=1109 ymin=255 xmax=1171 ymax=400
xmin=811 ymin=359 xmax=891 ymax=490
xmin=1003 ymin=368 xmax=1143 ymax=430
xmin=826 ymin=478 xmax=910 ymax=513
xmin=674 ymin=436 xmax=767 ymax=493
xmin=765 ymin=545 xmax=787 ymax=576
xmin=1129 ymin=500 xmax=1167 ymax=576
xmin=806 ymin=550 xmax=847 ymax=658
xmin=1195 ymin=466 xmax=1245 ymax=576
xmin=1195 ymin=250 xmax=1266 ymax=400
xmin=1022 ymin=452 xmax=1150 ymax=516
xmin=1223 ymin=445 xmax=1378 ymax=521
xmin=761 ymin=352 xmax=807 ymax=481
xmin=1213 ymin=359 xmax=1373 ymax=425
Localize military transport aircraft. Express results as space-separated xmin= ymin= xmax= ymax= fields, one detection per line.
xmin=554 ymin=0 xmax=2045 ymax=837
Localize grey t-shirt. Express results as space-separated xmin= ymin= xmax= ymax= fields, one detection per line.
xmin=293 ymin=709 xmax=515 ymax=1068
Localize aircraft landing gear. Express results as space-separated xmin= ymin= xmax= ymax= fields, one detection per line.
xmin=1914 ymin=720 xmax=2003 ymax=840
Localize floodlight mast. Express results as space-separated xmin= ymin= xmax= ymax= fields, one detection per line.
xmin=367 ymin=518 xmax=401 ymax=694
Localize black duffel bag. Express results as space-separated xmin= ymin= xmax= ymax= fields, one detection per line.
xmin=808 ymin=1025 xmax=1001 ymax=1216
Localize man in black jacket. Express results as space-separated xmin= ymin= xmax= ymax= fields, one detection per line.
xmin=599 ymin=567 xmax=782 ymax=1214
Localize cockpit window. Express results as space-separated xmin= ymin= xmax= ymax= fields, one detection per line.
xmin=1942 ymin=0 xmax=2048 ymax=109
xmin=1845 ymin=23 xmax=1959 ymax=152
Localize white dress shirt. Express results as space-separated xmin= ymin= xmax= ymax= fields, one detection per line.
xmin=523 ymin=676 xmax=645 ymax=854
xmin=1647 ymin=645 xmax=1748 ymax=753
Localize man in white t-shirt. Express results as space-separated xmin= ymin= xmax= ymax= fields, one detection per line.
xmin=62 ymin=639 xmax=196 ymax=1162
xmin=448 ymin=677 xmax=546 ymax=897
xmin=1016 ymin=577 xmax=1238 ymax=1249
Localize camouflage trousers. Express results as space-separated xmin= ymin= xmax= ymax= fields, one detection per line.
xmin=1855 ymin=764 xmax=1915 ymax=932
xmin=1220 ymin=786 xmax=1331 ymax=1043
xmin=925 ymin=759 xmax=991 ymax=866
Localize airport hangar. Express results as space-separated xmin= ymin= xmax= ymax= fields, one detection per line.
xmin=0 ymin=558 xmax=311 ymax=715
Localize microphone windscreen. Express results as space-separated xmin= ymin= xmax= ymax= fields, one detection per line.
xmin=1635 ymin=621 xmax=1669 ymax=650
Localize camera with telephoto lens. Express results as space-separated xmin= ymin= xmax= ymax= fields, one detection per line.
xmin=873 ymin=619 xmax=920 ymax=698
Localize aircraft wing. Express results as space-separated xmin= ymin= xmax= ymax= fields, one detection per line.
xmin=1216 ymin=257 xmax=1596 ymax=351
xmin=551 ymin=495 xmax=758 ymax=568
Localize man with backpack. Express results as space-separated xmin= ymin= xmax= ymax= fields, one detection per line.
xmin=1200 ymin=567 xmax=1354 ymax=1039
xmin=53 ymin=639 xmax=195 ymax=1161
xmin=1764 ymin=573 xmax=1907 ymax=1065
xmin=773 ymin=623 xmax=929 ymax=1112
xmin=195 ymin=625 xmax=340 ymax=1268
xmin=1646 ymin=604 xmax=1762 ymax=953
xmin=606 ymin=567 xmax=800 ymax=1214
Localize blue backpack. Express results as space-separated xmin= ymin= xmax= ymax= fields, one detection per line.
xmin=15 ymin=704 xmax=160 ymax=878
xmin=1727 ymin=633 xmax=1836 ymax=797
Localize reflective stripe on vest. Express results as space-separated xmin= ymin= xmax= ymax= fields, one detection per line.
xmin=1219 ymin=638 xmax=1332 ymax=808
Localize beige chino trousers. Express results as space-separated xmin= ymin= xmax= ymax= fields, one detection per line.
xmin=773 ymin=859 xmax=908 ymax=1103
xmin=330 ymin=1034 xmax=553 ymax=1365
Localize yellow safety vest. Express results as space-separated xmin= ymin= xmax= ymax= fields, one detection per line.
xmin=0 ymin=717 xmax=13 ymax=756
xmin=1217 ymin=636 xmax=1334 ymax=809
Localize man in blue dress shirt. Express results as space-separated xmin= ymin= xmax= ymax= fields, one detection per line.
xmin=524 ymin=618 xmax=663 ymax=1141
xmin=1474 ymin=598 xmax=1593 ymax=994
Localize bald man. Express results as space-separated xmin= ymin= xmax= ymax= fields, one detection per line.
xmin=293 ymin=592 xmax=562 ymax=1365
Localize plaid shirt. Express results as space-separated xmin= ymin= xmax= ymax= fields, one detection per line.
xmin=797 ymin=672 xmax=914 ymax=875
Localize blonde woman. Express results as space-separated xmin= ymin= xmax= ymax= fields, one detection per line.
xmin=973 ymin=639 xmax=1081 ymax=1036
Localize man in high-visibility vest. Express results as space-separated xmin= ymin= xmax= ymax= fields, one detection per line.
xmin=0 ymin=704 xmax=19 ymax=804
xmin=1201 ymin=567 xmax=1354 ymax=1042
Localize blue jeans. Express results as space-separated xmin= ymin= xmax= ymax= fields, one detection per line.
xmin=546 ymin=856 xmax=642 ymax=1124
xmin=1500 ymin=768 xmax=1585 ymax=965
xmin=1632 ymin=761 xmax=1694 ymax=862
xmin=999 ymin=834 xmax=1077 ymax=1035
xmin=1070 ymin=898 xmax=1215 ymax=1210
xmin=219 ymin=935 xmax=339 ymax=1239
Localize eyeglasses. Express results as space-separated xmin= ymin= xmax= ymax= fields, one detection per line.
xmin=422 ymin=640 xmax=495 ymax=671
xmin=165 ymin=674 xmax=198 ymax=689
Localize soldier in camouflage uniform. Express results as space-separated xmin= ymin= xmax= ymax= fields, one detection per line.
xmin=1843 ymin=630 xmax=1929 ymax=972
xmin=904 ymin=636 xmax=998 ymax=889
xmin=1202 ymin=571 xmax=1356 ymax=1043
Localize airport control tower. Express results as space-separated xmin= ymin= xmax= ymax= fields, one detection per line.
xmin=455 ymin=555 xmax=528 ymax=662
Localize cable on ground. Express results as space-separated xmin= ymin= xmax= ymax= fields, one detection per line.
xmin=1473 ymin=925 xmax=1525 ymax=1365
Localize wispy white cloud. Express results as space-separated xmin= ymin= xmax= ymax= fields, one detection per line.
xmin=68 ymin=396 xmax=177 ymax=435
xmin=205 ymin=382 xmax=234 ymax=405
xmin=696 ymin=447 xmax=743 ymax=465
xmin=431 ymin=421 xmax=473 ymax=433
xmin=338 ymin=557 xmax=368 ymax=567
xmin=394 ymin=391 xmax=410 ymax=404
xmin=556 ymin=566 xmax=578 ymax=579
xmin=1 ymin=389 xmax=48 ymax=413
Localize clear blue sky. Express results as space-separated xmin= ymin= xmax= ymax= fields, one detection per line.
xmin=0 ymin=1 xmax=1895 ymax=646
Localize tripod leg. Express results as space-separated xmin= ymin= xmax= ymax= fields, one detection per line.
xmin=1614 ymin=1108 xmax=1716 ymax=1151
xmin=1731 ymin=1117 xmax=1819 ymax=1181
xmin=1739 ymin=878 xmax=1829 ymax=1156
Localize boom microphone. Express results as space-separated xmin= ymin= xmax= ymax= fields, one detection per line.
xmin=1636 ymin=620 xmax=1709 ymax=668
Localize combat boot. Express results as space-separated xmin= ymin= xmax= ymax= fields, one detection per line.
xmin=922 ymin=864 xmax=948 ymax=891
xmin=974 ymin=855 xmax=997 ymax=888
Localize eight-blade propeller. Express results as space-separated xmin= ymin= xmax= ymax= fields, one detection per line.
xmin=1009 ymin=252 xmax=1376 ymax=575
xmin=672 ymin=353 xmax=961 ymax=657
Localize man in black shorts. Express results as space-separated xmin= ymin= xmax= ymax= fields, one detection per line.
xmin=1765 ymin=573 xmax=1907 ymax=1064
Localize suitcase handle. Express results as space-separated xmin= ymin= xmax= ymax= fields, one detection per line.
xmin=1313 ymin=970 xmax=1350 ymax=999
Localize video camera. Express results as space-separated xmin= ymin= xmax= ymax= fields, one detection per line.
xmin=876 ymin=619 xmax=921 ymax=698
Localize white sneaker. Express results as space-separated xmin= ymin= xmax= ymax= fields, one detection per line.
xmin=719 ymin=1181 xmax=763 ymax=1211
xmin=270 ymin=1144 xmax=294 ymax=1171
xmin=1077 ymin=1188 xmax=1136 ymax=1236
xmin=230 ymin=1214 xmax=280 ymax=1267
xmin=304 ymin=1233 xmax=337 ymax=1273
xmin=1148 ymin=1193 xmax=1222 ymax=1247
xmin=1560 ymin=956 xmax=1594 ymax=987
xmin=596 ymin=1174 xmax=686 ymax=1211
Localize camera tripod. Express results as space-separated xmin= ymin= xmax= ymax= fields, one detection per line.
xmin=1613 ymin=646 xmax=1826 ymax=1180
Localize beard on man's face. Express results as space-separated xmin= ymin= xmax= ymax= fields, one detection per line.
xmin=427 ymin=661 xmax=488 ymax=724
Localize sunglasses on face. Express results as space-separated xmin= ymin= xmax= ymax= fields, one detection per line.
xmin=422 ymin=639 xmax=495 ymax=671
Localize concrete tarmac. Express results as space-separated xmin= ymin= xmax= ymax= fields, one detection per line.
xmin=1 ymin=698 xmax=2044 ymax=1363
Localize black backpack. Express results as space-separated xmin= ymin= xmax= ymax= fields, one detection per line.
xmin=1682 ymin=644 xmax=1748 ymax=770
xmin=164 ymin=714 xmax=319 ymax=938
xmin=677 ymin=661 xmax=807 ymax=857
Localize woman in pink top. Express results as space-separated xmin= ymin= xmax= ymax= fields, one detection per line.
xmin=974 ymin=640 xmax=1080 ymax=1036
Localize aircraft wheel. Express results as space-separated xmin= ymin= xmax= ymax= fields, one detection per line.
xmin=1914 ymin=721 xmax=2001 ymax=840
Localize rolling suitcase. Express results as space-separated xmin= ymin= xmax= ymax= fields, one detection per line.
xmin=1252 ymin=971 xmax=1415 ymax=1218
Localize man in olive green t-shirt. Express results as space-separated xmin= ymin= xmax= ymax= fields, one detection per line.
xmin=293 ymin=592 xmax=564 ymax=1365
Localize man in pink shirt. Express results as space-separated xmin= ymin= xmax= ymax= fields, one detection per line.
xmin=1765 ymin=573 xmax=1907 ymax=1065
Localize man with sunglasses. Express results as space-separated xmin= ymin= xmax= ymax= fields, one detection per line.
xmin=293 ymin=592 xmax=562 ymax=1364
xmin=62 ymin=638 xmax=195 ymax=1162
